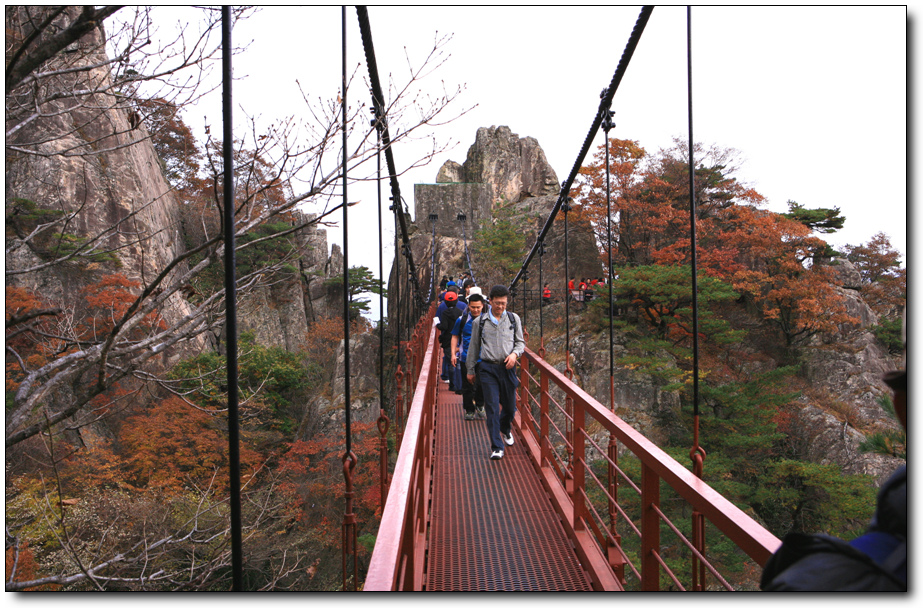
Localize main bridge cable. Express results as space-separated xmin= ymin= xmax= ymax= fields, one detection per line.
xmin=508 ymin=5 xmax=653 ymax=294
xmin=356 ymin=6 xmax=427 ymax=310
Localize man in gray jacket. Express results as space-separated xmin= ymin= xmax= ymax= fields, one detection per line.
xmin=466 ymin=285 xmax=525 ymax=460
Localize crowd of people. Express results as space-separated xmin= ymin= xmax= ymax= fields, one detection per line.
xmin=567 ymin=276 xmax=608 ymax=303
xmin=435 ymin=275 xmax=524 ymax=461
xmin=433 ymin=271 xmax=608 ymax=461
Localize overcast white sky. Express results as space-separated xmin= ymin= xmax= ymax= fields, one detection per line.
xmin=165 ymin=5 xmax=908 ymax=319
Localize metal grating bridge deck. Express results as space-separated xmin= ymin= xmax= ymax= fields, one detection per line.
xmin=425 ymin=376 xmax=593 ymax=591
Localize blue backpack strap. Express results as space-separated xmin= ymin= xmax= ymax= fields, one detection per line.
xmin=849 ymin=532 xmax=906 ymax=585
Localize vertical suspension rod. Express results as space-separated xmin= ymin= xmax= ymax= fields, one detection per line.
xmin=687 ymin=9 xmax=707 ymax=593
xmin=375 ymin=100 xmax=387 ymax=419
xmin=538 ymin=240 xmax=544 ymax=346
xmin=687 ymin=7 xmax=701 ymax=432
xmin=341 ymin=5 xmax=352 ymax=464
xmin=220 ymin=7 xmax=243 ymax=590
xmin=563 ymin=199 xmax=571 ymax=358
xmin=602 ymin=101 xmax=615 ymax=411
xmin=340 ymin=7 xmax=359 ymax=591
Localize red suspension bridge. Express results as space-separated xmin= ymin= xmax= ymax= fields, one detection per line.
xmin=363 ymin=304 xmax=781 ymax=591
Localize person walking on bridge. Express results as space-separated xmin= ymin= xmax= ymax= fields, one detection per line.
xmin=437 ymin=290 xmax=464 ymax=391
xmin=467 ymin=285 xmax=524 ymax=461
xmin=450 ymin=287 xmax=486 ymax=420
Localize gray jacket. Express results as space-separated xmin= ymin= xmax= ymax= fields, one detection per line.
xmin=466 ymin=308 xmax=524 ymax=365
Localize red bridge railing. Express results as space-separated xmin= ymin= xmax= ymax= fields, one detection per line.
xmin=364 ymin=304 xmax=438 ymax=591
xmin=365 ymin=334 xmax=781 ymax=590
xmin=516 ymin=348 xmax=781 ymax=590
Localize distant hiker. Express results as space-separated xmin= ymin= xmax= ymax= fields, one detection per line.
xmin=439 ymin=275 xmax=449 ymax=291
xmin=451 ymin=287 xmax=487 ymax=420
xmin=584 ymin=279 xmax=595 ymax=303
xmin=542 ymin=283 xmax=552 ymax=306
xmin=466 ymin=285 xmax=525 ymax=461
xmin=460 ymin=278 xmax=476 ymax=304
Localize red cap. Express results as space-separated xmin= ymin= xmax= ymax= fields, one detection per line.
xmin=444 ymin=291 xmax=458 ymax=302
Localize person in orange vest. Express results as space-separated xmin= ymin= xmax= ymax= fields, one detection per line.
xmin=542 ymin=283 xmax=551 ymax=306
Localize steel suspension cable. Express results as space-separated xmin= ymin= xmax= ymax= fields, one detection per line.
xmin=340 ymin=7 xmax=358 ymax=591
xmin=687 ymin=7 xmax=702 ymax=453
xmin=356 ymin=6 xmax=427 ymax=310
xmin=374 ymin=96 xmax=387 ymax=421
xmin=538 ymin=240 xmax=545 ymax=353
xmin=686 ymin=8 xmax=706 ymax=592
xmin=602 ymin=100 xmax=615 ymax=411
xmin=508 ymin=5 xmax=653 ymax=293
xmin=220 ymin=6 xmax=243 ymax=590
xmin=563 ymin=198 xmax=571 ymax=359
xmin=394 ymin=199 xmax=402 ymax=370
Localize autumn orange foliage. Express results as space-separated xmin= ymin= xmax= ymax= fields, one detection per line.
xmin=570 ymin=138 xmax=859 ymax=346
xmin=276 ymin=421 xmax=382 ymax=551
xmin=116 ymin=396 xmax=262 ymax=494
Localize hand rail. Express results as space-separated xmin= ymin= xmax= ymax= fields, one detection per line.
xmin=517 ymin=347 xmax=782 ymax=590
xmin=364 ymin=304 xmax=437 ymax=591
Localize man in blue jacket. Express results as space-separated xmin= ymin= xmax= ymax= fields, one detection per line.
xmin=450 ymin=288 xmax=486 ymax=420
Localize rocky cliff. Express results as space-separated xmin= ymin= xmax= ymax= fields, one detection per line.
xmin=5 ymin=8 xmax=350 ymax=448
xmin=397 ymin=125 xmax=600 ymax=301
xmin=235 ymin=212 xmax=345 ymax=352
xmin=555 ymin=262 xmax=903 ymax=485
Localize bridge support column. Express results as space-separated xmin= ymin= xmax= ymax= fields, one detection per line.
xmin=572 ymin=397 xmax=585 ymax=531
xmin=641 ymin=463 xmax=660 ymax=591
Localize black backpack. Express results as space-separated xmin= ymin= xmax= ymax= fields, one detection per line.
xmin=439 ymin=305 xmax=463 ymax=347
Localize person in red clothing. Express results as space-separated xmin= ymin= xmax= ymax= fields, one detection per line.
xmin=542 ymin=283 xmax=551 ymax=306
xmin=568 ymin=277 xmax=575 ymax=290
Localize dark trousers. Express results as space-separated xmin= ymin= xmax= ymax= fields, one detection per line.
xmin=460 ymin=360 xmax=483 ymax=413
xmin=442 ymin=346 xmax=459 ymax=391
xmin=478 ymin=361 xmax=518 ymax=452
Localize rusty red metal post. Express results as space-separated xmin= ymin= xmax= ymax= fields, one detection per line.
xmin=540 ymin=369 xmax=550 ymax=467
xmin=641 ymin=462 xmax=660 ymax=591
xmin=572 ymin=396 xmax=586 ymax=531
xmin=378 ymin=409 xmax=390 ymax=508
xmin=607 ymin=439 xmax=625 ymax=583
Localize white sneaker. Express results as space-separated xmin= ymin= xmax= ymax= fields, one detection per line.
xmin=502 ymin=431 xmax=514 ymax=446
xmin=490 ymin=450 xmax=504 ymax=460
